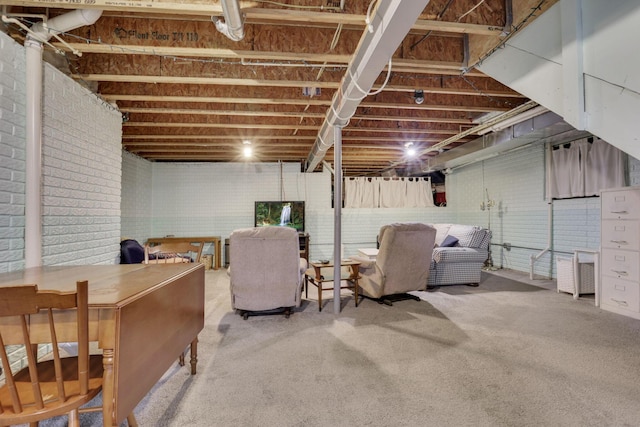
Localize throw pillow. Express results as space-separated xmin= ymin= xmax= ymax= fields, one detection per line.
xmin=440 ymin=235 xmax=459 ymax=247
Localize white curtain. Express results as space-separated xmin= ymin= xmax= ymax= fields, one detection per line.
xmin=361 ymin=178 xmax=380 ymax=208
xmin=344 ymin=177 xmax=363 ymax=208
xmin=379 ymin=178 xmax=406 ymax=208
xmin=550 ymin=137 xmax=626 ymax=199
xmin=344 ymin=176 xmax=434 ymax=208
xmin=585 ymin=138 xmax=626 ymax=196
xmin=406 ymin=177 xmax=435 ymax=207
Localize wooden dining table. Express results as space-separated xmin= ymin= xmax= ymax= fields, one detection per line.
xmin=0 ymin=263 xmax=205 ymax=426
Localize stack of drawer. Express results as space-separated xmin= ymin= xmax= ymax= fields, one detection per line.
xmin=600 ymin=187 xmax=640 ymax=319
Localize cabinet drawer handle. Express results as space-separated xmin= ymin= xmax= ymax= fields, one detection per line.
xmin=610 ymin=269 xmax=628 ymax=276
xmin=610 ymin=240 xmax=629 ymax=245
xmin=610 ymin=298 xmax=628 ymax=307
xmin=610 ymin=210 xmax=628 ymax=215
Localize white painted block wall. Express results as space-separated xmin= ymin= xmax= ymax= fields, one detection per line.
xmin=121 ymin=151 xmax=153 ymax=242
xmin=0 ymin=32 xmax=26 ymax=273
xmin=120 ymin=160 xmax=449 ymax=261
xmin=0 ymin=31 xmax=122 ymax=270
xmin=121 ymin=146 xmax=639 ymax=277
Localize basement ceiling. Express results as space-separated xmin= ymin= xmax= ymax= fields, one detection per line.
xmin=0 ymin=0 xmax=557 ymax=176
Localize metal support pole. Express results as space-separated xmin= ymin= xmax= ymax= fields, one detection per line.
xmin=333 ymin=125 xmax=343 ymax=314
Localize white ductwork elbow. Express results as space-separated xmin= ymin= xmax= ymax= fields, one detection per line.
xmin=29 ymin=9 xmax=102 ymax=43
xmin=213 ymin=0 xmax=245 ymax=41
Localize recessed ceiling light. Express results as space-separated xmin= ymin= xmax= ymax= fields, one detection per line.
xmin=242 ymin=141 xmax=252 ymax=158
xmin=404 ymin=142 xmax=416 ymax=157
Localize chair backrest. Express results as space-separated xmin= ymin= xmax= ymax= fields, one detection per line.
xmin=0 ymin=281 xmax=90 ymax=422
xmin=120 ymin=238 xmax=145 ymax=264
xmin=376 ymin=223 xmax=437 ymax=295
xmin=144 ymin=241 xmax=204 ymax=264
xmin=229 ymin=226 xmax=302 ymax=311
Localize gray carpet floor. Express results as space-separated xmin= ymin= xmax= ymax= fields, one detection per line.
xmin=39 ymin=269 xmax=640 ymax=426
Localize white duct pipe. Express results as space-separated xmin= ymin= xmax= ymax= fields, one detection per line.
xmin=30 ymin=9 xmax=103 ymax=42
xmin=214 ymin=0 xmax=244 ymax=41
xmin=24 ymin=9 xmax=102 ymax=268
xmin=305 ymin=0 xmax=432 ymax=172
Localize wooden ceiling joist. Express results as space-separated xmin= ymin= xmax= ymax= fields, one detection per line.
xmin=0 ymin=0 xmax=546 ymax=175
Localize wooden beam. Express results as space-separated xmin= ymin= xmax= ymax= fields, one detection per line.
xmin=101 ymin=94 xmax=509 ymax=113
xmin=102 ymin=95 xmax=331 ymax=105
xmin=82 ymin=74 xmax=520 ymax=99
xmin=120 ymin=106 xmax=506 ymax=119
xmin=0 ymin=1 xmax=502 ymax=35
xmin=62 ymin=42 xmax=491 ymax=75
xmin=122 ymin=122 xmax=477 ymax=134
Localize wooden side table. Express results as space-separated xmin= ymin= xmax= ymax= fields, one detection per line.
xmin=305 ymin=260 xmax=361 ymax=311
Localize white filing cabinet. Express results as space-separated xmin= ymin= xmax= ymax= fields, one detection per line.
xmin=600 ymin=187 xmax=640 ymax=319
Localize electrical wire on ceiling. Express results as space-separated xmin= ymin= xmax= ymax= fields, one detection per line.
xmin=4 ymin=6 xmax=515 ymax=105
xmin=460 ymin=74 xmax=518 ymax=108
xmin=4 ymin=3 xmax=530 ymax=126
xmin=252 ymin=0 xmax=342 ymax=12
xmin=456 ymin=0 xmax=487 ymax=22
xmin=2 ymin=16 xmax=348 ymax=71
xmin=348 ymin=58 xmax=392 ymax=98
xmin=409 ymin=0 xmax=454 ymax=50
xmin=465 ymin=0 xmax=547 ymax=72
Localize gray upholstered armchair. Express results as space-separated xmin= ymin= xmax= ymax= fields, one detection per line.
xmin=352 ymin=223 xmax=437 ymax=305
xmin=228 ymin=226 xmax=307 ymax=319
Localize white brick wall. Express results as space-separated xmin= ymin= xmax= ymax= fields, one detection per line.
xmin=41 ymin=63 xmax=122 ymax=265
xmin=0 ymin=32 xmax=27 ymax=273
xmin=121 ymin=151 xmax=153 ymax=243
xmin=121 ymin=145 xmax=637 ymax=278
xmin=0 ymin=32 xmax=122 ymax=269
xmin=130 ymin=162 xmax=445 ymax=260
xmin=446 ymin=143 xmax=610 ymax=278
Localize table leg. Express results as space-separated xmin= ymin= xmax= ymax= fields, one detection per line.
xmin=214 ymin=240 xmax=221 ymax=270
xmin=102 ymin=348 xmax=115 ymax=426
xmin=317 ymin=279 xmax=322 ymax=311
xmin=354 ymin=278 xmax=359 ymax=307
xmin=351 ymin=265 xmax=360 ymax=307
xmin=190 ymin=337 xmax=198 ymax=375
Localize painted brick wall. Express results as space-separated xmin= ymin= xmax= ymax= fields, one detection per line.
xmin=446 ymin=144 xmax=555 ymax=276
xmin=0 ymin=32 xmax=122 ymax=269
xmin=121 ymin=151 xmax=153 ymax=242
xmin=41 ymin=64 xmax=122 ymax=265
xmin=137 ymin=162 xmax=447 ymax=260
xmin=0 ymin=32 xmax=27 ymax=273
xmin=122 ymin=146 xmax=638 ymax=277
xmin=446 ymin=144 xmax=640 ymax=278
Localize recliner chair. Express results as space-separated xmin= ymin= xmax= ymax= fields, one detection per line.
xmin=228 ymin=226 xmax=307 ymax=319
xmin=353 ymin=223 xmax=436 ymax=305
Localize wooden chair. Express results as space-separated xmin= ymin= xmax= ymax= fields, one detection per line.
xmin=144 ymin=241 xmax=204 ymax=264
xmin=0 ymin=281 xmax=137 ymax=426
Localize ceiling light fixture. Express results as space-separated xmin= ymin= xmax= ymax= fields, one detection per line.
xmin=242 ymin=140 xmax=252 ymax=158
xmin=404 ymin=141 xmax=416 ymax=157
xmin=414 ymin=89 xmax=424 ymax=105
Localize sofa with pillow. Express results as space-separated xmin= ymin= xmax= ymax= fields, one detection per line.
xmin=427 ymin=224 xmax=492 ymax=287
